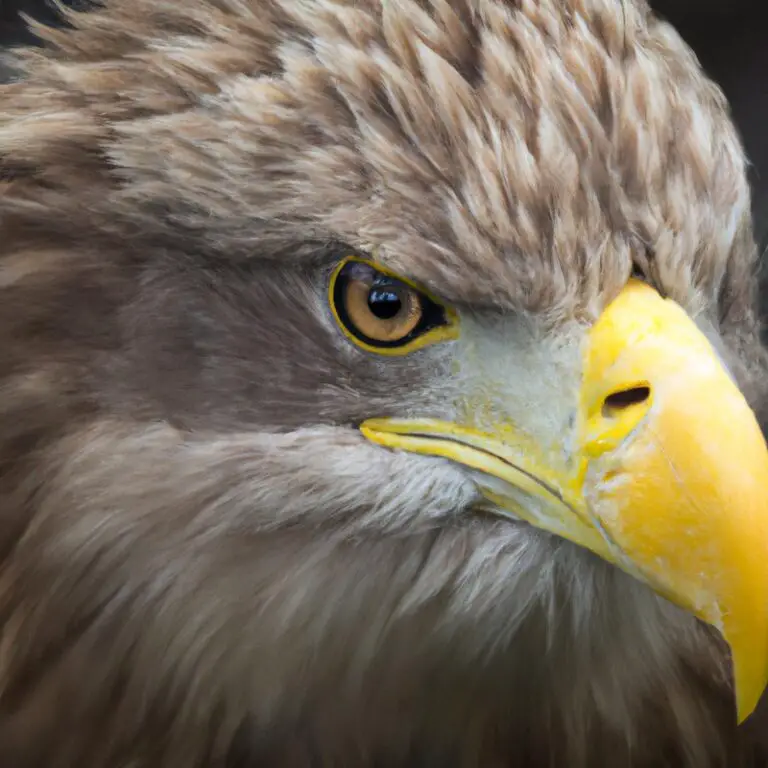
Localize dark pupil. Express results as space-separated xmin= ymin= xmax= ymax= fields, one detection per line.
xmin=368 ymin=282 xmax=403 ymax=320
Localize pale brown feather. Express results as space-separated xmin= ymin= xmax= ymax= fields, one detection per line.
xmin=1 ymin=1 xmax=768 ymax=766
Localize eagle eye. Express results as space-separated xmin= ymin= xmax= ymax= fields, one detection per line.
xmin=329 ymin=257 xmax=458 ymax=354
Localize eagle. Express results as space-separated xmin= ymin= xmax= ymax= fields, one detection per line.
xmin=2 ymin=0 xmax=768 ymax=765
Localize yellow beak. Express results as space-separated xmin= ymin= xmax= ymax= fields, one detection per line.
xmin=361 ymin=280 xmax=768 ymax=722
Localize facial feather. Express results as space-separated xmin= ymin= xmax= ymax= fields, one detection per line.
xmin=1 ymin=0 xmax=768 ymax=766
xmin=0 ymin=418 xmax=735 ymax=766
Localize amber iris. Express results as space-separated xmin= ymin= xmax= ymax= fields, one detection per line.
xmin=330 ymin=258 xmax=456 ymax=353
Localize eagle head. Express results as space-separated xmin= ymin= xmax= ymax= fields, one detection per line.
xmin=1 ymin=0 xmax=768 ymax=765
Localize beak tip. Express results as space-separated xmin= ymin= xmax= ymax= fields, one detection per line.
xmin=728 ymin=628 xmax=768 ymax=725
xmin=735 ymin=670 xmax=768 ymax=726
xmin=736 ymin=690 xmax=759 ymax=725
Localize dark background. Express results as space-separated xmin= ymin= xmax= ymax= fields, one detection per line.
xmin=653 ymin=0 xmax=768 ymax=250
xmin=2 ymin=0 xmax=768 ymax=313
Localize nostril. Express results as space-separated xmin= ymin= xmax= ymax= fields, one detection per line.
xmin=602 ymin=385 xmax=651 ymax=417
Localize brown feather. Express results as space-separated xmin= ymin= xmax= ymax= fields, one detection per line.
xmin=1 ymin=0 xmax=768 ymax=765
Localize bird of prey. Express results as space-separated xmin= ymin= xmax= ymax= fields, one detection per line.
xmin=2 ymin=0 xmax=768 ymax=765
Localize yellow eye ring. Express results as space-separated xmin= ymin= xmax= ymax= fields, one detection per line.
xmin=328 ymin=257 xmax=459 ymax=355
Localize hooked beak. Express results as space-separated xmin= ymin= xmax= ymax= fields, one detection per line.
xmin=361 ymin=280 xmax=768 ymax=723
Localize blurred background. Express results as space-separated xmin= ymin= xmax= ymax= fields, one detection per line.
xmin=2 ymin=0 xmax=767 ymax=326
